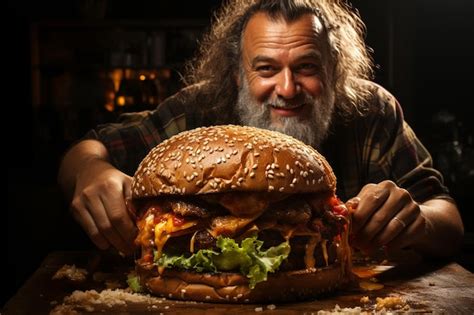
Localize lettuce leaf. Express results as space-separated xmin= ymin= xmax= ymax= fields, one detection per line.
xmin=126 ymin=272 xmax=143 ymax=293
xmin=156 ymin=236 xmax=290 ymax=288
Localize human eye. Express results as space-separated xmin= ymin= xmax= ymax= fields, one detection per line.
xmin=295 ymin=63 xmax=319 ymax=75
xmin=255 ymin=64 xmax=277 ymax=77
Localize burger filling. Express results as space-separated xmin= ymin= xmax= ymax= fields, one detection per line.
xmin=133 ymin=193 xmax=350 ymax=289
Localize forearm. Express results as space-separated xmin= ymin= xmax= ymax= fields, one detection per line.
xmin=57 ymin=139 xmax=111 ymax=202
xmin=413 ymin=198 xmax=464 ymax=257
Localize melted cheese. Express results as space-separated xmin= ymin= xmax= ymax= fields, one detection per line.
xmin=154 ymin=220 xmax=170 ymax=259
xmin=189 ymin=230 xmax=198 ymax=253
xmin=321 ymin=239 xmax=329 ymax=266
xmin=136 ymin=214 xmax=155 ymax=247
xmin=304 ymin=236 xmax=320 ymax=269
xmin=336 ymin=215 xmax=352 ymax=275
xmin=141 ymin=213 xmax=198 ymax=265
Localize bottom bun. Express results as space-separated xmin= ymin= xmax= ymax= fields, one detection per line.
xmin=138 ymin=263 xmax=350 ymax=303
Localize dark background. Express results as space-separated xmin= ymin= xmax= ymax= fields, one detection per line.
xmin=5 ymin=0 xmax=474 ymax=307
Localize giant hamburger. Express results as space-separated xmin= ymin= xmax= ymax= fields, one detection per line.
xmin=129 ymin=125 xmax=351 ymax=303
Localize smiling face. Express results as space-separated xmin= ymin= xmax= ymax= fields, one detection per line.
xmin=236 ymin=12 xmax=335 ymax=147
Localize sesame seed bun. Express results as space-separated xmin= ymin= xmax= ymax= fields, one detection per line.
xmin=131 ymin=125 xmax=336 ymax=198
xmin=137 ymin=262 xmax=349 ymax=303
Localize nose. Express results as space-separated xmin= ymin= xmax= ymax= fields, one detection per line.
xmin=275 ymin=68 xmax=299 ymax=99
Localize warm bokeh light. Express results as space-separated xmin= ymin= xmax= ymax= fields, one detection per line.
xmin=116 ymin=96 xmax=126 ymax=106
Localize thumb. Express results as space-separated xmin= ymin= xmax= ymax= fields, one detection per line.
xmin=122 ymin=177 xmax=136 ymax=220
xmin=345 ymin=196 xmax=360 ymax=213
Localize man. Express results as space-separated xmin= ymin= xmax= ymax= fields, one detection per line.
xmin=58 ymin=0 xmax=463 ymax=258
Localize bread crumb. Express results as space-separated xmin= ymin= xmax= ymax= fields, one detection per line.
xmin=360 ymin=296 xmax=370 ymax=304
xmin=49 ymin=288 xmax=166 ymax=314
xmin=267 ymin=304 xmax=276 ymax=310
xmin=375 ymin=296 xmax=407 ymax=311
xmin=255 ymin=306 xmax=263 ymax=312
xmin=52 ymin=264 xmax=88 ymax=282
xmin=317 ymin=304 xmax=363 ymax=314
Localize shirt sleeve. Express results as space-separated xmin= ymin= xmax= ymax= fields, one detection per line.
xmin=83 ymin=90 xmax=190 ymax=176
xmin=364 ymin=86 xmax=452 ymax=203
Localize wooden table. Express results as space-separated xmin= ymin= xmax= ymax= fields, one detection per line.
xmin=3 ymin=250 xmax=474 ymax=314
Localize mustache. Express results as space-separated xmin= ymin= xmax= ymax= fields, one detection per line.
xmin=262 ymin=94 xmax=317 ymax=109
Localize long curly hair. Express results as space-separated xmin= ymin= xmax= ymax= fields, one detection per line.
xmin=184 ymin=0 xmax=374 ymax=122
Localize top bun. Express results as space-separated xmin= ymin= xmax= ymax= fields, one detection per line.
xmin=132 ymin=125 xmax=336 ymax=198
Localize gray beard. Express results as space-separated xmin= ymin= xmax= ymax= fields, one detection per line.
xmin=236 ymin=78 xmax=334 ymax=148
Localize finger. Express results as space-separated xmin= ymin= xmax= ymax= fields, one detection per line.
xmin=100 ymin=190 xmax=137 ymax=253
xmin=351 ymin=184 xmax=391 ymax=234
xmin=84 ymin=193 xmax=132 ymax=255
xmin=371 ymin=197 xmax=421 ymax=248
xmin=357 ymin=189 xmax=410 ymax=244
xmin=70 ymin=200 xmax=109 ymax=250
xmin=386 ymin=208 xmax=425 ymax=251
xmin=369 ymin=213 xmax=408 ymax=249
xmin=380 ymin=202 xmax=425 ymax=248
xmin=345 ymin=197 xmax=360 ymax=213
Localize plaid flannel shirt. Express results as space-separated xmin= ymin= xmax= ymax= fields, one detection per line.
xmin=84 ymin=81 xmax=451 ymax=202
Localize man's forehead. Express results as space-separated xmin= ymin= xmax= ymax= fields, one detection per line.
xmin=243 ymin=12 xmax=325 ymax=41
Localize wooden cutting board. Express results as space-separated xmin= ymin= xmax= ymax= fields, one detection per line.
xmin=3 ymin=250 xmax=474 ymax=314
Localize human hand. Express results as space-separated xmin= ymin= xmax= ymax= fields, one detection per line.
xmin=70 ymin=160 xmax=137 ymax=255
xmin=347 ymin=180 xmax=426 ymax=254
